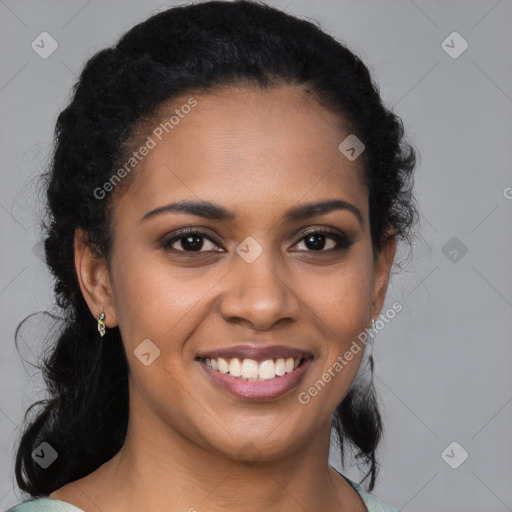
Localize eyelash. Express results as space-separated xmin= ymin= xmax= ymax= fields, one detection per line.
xmin=160 ymin=228 xmax=352 ymax=255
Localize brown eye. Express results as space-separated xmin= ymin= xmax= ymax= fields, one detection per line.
xmin=161 ymin=229 xmax=222 ymax=253
xmin=293 ymin=229 xmax=352 ymax=252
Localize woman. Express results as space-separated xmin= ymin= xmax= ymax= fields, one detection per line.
xmin=8 ymin=1 xmax=417 ymax=511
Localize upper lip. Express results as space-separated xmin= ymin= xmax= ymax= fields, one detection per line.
xmin=196 ymin=344 xmax=313 ymax=361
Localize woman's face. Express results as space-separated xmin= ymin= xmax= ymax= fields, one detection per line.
xmin=86 ymin=85 xmax=395 ymax=460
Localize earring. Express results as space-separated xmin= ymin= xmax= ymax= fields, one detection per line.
xmin=98 ymin=312 xmax=106 ymax=337
xmin=368 ymin=318 xmax=377 ymax=356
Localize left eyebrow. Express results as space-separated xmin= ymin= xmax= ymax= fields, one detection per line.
xmin=283 ymin=199 xmax=363 ymax=226
xmin=140 ymin=198 xmax=363 ymax=226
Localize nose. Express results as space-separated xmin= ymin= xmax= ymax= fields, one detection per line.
xmin=218 ymin=249 xmax=301 ymax=331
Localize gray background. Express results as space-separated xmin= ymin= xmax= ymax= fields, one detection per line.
xmin=1 ymin=1 xmax=511 ymax=511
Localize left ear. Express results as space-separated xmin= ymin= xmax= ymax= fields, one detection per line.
xmin=74 ymin=228 xmax=118 ymax=329
xmin=370 ymin=229 xmax=397 ymax=321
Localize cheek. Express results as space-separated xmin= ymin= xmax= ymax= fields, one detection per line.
xmin=308 ymin=250 xmax=374 ymax=338
xmin=298 ymin=251 xmax=374 ymax=403
xmin=109 ymin=253 xmax=213 ymax=417
xmin=110 ymin=250 xmax=217 ymax=346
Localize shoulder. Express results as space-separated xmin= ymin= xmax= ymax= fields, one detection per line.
xmin=344 ymin=476 xmax=402 ymax=512
xmin=6 ymin=478 xmax=400 ymax=512
xmin=4 ymin=498 xmax=85 ymax=512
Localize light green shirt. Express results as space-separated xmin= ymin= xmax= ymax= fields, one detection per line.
xmin=5 ymin=476 xmax=400 ymax=512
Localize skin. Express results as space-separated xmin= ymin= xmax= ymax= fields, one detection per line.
xmin=50 ymin=84 xmax=396 ymax=512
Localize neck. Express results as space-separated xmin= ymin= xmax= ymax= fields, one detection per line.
xmin=66 ymin=386 xmax=366 ymax=512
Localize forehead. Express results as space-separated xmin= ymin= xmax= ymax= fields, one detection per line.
xmin=114 ymin=85 xmax=368 ymax=225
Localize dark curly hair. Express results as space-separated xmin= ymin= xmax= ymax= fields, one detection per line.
xmin=14 ymin=0 xmax=418 ymax=497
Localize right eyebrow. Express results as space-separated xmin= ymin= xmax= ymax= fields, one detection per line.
xmin=141 ymin=200 xmax=236 ymax=222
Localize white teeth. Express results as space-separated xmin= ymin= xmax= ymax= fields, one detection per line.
xmin=241 ymin=359 xmax=259 ymax=379
xmin=229 ymin=358 xmax=242 ymax=377
xmin=202 ymin=356 xmax=305 ymax=380
xmin=275 ymin=358 xmax=286 ymax=376
xmin=218 ymin=357 xmax=229 ymax=374
xmin=259 ymin=359 xmax=276 ymax=380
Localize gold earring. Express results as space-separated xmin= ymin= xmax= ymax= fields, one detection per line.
xmin=98 ymin=312 xmax=106 ymax=337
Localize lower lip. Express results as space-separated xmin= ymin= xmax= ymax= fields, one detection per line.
xmin=198 ymin=359 xmax=312 ymax=401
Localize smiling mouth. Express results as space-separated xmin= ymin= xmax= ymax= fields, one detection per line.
xmin=197 ymin=356 xmax=308 ymax=381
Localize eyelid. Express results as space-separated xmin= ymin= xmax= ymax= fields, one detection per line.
xmin=295 ymin=226 xmax=347 ymax=240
